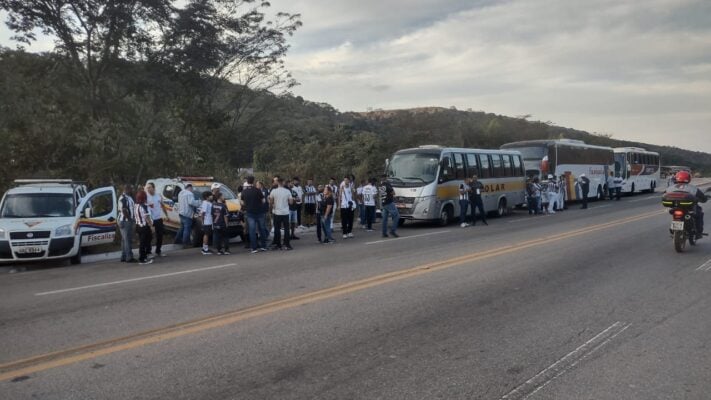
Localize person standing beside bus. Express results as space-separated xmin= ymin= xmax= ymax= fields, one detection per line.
xmin=606 ymin=171 xmax=618 ymax=201
xmin=557 ymin=175 xmax=567 ymax=211
xmin=379 ymin=175 xmax=400 ymax=238
xmin=579 ymin=174 xmax=590 ymax=209
xmin=469 ymin=175 xmax=488 ymax=226
xmin=546 ymin=174 xmax=558 ymax=214
xmin=459 ymin=178 xmax=471 ymax=228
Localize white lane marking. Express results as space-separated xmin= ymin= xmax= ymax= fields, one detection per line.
xmin=695 ymin=258 xmax=711 ymax=271
xmin=35 ymin=263 xmax=237 ymax=296
xmin=364 ymin=230 xmax=451 ymax=245
xmin=500 ymin=321 xmax=631 ymax=400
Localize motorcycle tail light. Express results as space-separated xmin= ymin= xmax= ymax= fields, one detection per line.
xmin=673 ymin=210 xmax=684 ymax=219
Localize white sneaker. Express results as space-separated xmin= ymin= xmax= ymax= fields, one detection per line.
xmin=347 ymin=233 xmax=354 ymax=238
xmin=343 ymin=234 xmax=348 ymax=239
xmin=460 ymin=223 xmax=468 ymax=228
xmin=298 ymin=225 xmax=306 ymax=230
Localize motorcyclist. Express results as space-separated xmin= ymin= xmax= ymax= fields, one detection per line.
xmin=664 ymin=171 xmax=707 ymax=239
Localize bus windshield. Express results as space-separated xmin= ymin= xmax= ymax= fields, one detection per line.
xmin=1 ymin=193 xmax=75 ymax=218
xmin=510 ymin=146 xmax=547 ymax=161
xmin=387 ymin=152 xmax=440 ymax=185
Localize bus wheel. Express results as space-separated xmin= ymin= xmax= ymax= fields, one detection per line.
xmin=497 ymin=199 xmax=507 ymax=217
xmin=439 ymin=206 xmax=452 ymax=226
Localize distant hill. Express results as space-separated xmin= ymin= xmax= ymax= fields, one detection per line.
xmin=1 ymin=49 xmax=709 ymax=193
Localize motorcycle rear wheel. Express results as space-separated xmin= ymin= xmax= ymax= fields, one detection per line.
xmin=673 ymin=230 xmax=686 ymax=253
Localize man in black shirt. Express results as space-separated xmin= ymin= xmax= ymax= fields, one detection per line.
xmin=579 ymin=174 xmax=590 ymax=209
xmin=379 ymin=175 xmax=399 ymax=238
xmin=469 ymin=175 xmax=488 ymax=226
xmin=241 ymin=176 xmax=268 ymax=253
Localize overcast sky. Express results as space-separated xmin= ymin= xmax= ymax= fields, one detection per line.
xmin=2 ymin=0 xmax=710 ymax=153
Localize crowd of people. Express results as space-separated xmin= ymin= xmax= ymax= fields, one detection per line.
xmin=116 ymin=174 xmax=400 ymax=264
xmin=524 ymin=171 xmax=623 ymax=216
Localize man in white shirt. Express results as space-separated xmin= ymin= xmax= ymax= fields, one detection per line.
xmin=362 ymin=178 xmax=378 ymax=231
xmin=146 ymin=182 xmax=166 ymax=257
xmin=303 ymin=179 xmax=317 ymax=228
xmin=339 ymin=175 xmax=355 ymax=239
xmin=292 ymin=177 xmax=305 ymax=229
xmin=269 ymin=178 xmax=294 ymax=250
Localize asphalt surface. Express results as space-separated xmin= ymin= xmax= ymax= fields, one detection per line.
xmin=1 ymin=186 xmax=711 ymax=399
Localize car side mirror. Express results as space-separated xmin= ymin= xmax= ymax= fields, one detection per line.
xmin=84 ymin=208 xmax=92 ymax=219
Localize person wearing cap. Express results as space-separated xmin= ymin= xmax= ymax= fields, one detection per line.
xmin=579 ymin=173 xmax=591 ymax=209
xmin=175 ymin=183 xmax=201 ymax=247
xmin=546 ymin=174 xmax=558 ymax=214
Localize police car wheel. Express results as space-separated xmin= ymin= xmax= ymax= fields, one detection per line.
xmin=70 ymin=250 xmax=82 ymax=265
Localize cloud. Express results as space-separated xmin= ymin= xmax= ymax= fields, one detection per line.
xmin=279 ymin=0 xmax=711 ymax=152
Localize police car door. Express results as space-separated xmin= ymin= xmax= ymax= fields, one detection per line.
xmin=76 ymin=187 xmax=118 ymax=246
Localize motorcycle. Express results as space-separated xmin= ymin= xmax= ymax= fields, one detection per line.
xmin=662 ymin=188 xmax=711 ymax=252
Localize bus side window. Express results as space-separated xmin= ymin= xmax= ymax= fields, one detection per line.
xmin=491 ymin=154 xmax=503 ymax=178
xmin=454 ymin=153 xmax=466 ymax=179
xmin=503 ymin=155 xmax=512 ymax=177
xmin=513 ymin=155 xmax=523 ymax=177
xmin=440 ymin=153 xmax=454 ymax=182
xmin=466 ymin=153 xmax=479 ymax=178
xmin=479 ymin=154 xmax=491 ymax=179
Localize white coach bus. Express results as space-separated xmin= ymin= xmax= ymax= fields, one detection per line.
xmin=613 ymin=147 xmax=661 ymax=194
xmin=385 ymin=146 xmax=526 ymax=225
xmin=500 ymin=139 xmax=615 ymax=201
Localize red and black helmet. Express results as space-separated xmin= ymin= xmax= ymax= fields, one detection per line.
xmin=675 ymin=170 xmax=691 ymax=184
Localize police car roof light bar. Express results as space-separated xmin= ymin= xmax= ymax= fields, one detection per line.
xmin=177 ymin=176 xmax=215 ymax=182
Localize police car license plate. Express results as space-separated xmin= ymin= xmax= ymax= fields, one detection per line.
xmin=670 ymin=221 xmax=684 ymax=231
xmin=17 ymin=246 xmax=42 ymax=254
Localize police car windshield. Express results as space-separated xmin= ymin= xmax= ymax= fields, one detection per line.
xmin=192 ymin=186 xmax=236 ymax=200
xmin=1 ymin=193 xmax=74 ymax=218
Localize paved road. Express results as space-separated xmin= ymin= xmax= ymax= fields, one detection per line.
xmin=1 ymin=189 xmax=711 ymax=399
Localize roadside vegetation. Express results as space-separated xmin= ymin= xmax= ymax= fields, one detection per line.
xmin=1 ymin=1 xmax=709 ymax=194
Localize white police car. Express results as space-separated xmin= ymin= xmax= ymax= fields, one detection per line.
xmin=0 ymin=180 xmax=117 ymax=265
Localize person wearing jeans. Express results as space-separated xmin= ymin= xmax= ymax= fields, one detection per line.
xmin=175 ymin=183 xmax=199 ymax=247
xmin=458 ymin=178 xmax=470 ymax=227
xmin=246 ymin=212 xmax=268 ymax=252
xmin=321 ymin=186 xmax=335 ymax=243
xmin=379 ymin=175 xmax=399 ymax=238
